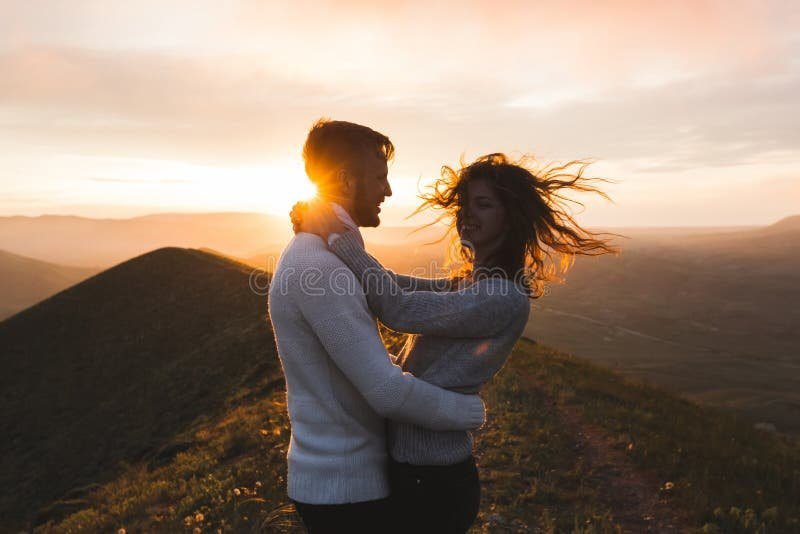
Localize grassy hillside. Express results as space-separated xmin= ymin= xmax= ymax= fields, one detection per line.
xmin=524 ymin=224 xmax=800 ymax=435
xmin=483 ymin=340 xmax=800 ymax=533
xmin=3 ymin=243 xmax=798 ymax=533
xmin=0 ymin=248 xmax=277 ymax=531
xmin=0 ymin=249 xmax=99 ymax=320
xmin=9 ymin=335 xmax=799 ymax=533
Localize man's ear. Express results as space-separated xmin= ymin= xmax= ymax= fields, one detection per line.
xmin=335 ymin=168 xmax=350 ymax=192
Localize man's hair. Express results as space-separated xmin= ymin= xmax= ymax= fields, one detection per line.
xmin=302 ymin=118 xmax=394 ymax=187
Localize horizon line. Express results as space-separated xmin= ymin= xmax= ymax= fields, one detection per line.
xmin=0 ymin=209 xmax=796 ymax=230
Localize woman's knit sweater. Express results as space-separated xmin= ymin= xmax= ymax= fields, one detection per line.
xmin=330 ymin=231 xmax=531 ymax=465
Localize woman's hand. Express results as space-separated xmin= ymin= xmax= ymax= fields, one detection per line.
xmin=290 ymin=200 xmax=347 ymax=242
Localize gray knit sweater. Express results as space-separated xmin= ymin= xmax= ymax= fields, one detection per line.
xmin=269 ymin=231 xmax=486 ymax=504
xmin=330 ymin=231 xmax=531 ymax=465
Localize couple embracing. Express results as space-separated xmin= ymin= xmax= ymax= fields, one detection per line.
xmin=268 ymin=119 xmax=614 ymax=533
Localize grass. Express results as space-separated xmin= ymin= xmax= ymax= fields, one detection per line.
xmin=509 ymin=339 xmax=800 ymax=533
xmin=34 ymin=385 xmax=295 ymax=533
xmin=471 ymin=352 xmax=619 ymax=532
xmin=11 ymin=327 xmax=800 ymax=532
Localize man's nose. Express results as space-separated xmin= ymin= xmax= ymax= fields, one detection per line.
xmin=384 ymin=181 xmax=393 ymax=197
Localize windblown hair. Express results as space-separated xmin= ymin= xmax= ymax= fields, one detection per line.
xmin=302 ymin=118 xmax=395 ymax=191
xmin=417 ymin=153 xmax=620 ymax=297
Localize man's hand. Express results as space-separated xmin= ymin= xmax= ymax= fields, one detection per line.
xmin=290 ymin=200 xmax=347 ymax=242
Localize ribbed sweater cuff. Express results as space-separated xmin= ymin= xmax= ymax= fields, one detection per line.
xmin=432 ymin=390 xmax=485 ymax=431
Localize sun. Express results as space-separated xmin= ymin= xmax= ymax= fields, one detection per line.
xmin=210 ymin=160 xmax=319 ymax=216
xmin=79 ymin=156 xmax=320 ymax=217
xmin=253 ymin=162 xmax=319 ymax=216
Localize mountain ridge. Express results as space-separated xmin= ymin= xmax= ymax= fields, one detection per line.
xmin=0 ymin=247 xmax=277 ymax=530
xmin=0 ymin=249 xmax=99 ymax=321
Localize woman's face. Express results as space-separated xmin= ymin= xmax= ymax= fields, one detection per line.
xmin=457 ymin=179 xmax=508 ymax=258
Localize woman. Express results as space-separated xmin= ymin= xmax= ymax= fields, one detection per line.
xmin=292 ymin=153 xmax=617 ymax=532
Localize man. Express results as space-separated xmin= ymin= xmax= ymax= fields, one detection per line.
xmin=268 ymin=119 xmax=485 ymax=533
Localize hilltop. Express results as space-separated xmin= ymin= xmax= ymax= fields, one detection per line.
xmin=0 ymin=247 xmax=277 ymax=531
xmin=763 ymin=214 xmax=800 ymax=233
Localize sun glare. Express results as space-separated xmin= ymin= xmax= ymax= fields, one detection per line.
xmin=239 ymin=162 xmax=319 ymax=216
xmin=56 ymin=155 xmax=319 ymax=217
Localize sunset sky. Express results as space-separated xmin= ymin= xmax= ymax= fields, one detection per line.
xmin=1 ymin=0 xmax=798 ymax=227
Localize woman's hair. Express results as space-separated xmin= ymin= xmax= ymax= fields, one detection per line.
xmin=416 ymin=153 xmax=620 ymax=297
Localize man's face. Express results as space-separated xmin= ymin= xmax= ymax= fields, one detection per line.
xmin=349 ymin=151 xmax=392 ymax=227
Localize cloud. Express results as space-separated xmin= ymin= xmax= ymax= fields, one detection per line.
xmin=88 ymin=176 xmax=192 ymax=184
xmin=0 ymin=46 xmax=333 ymax=163
xmin=523 ymin=69 xmax=800 ymax=171
xmin=0 ymin=1 xmax=798 ymax=173
xmin=226 ymin=0 xmax=797 ymax=90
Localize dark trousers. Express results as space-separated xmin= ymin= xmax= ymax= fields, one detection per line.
xmin=388 ymin=455 xmax=481 ymax=534
xmin=292 ymin=496 xmax=395 ymax=534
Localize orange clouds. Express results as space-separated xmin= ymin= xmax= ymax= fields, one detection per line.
xmin=1 ymin=1 xmax=798 ymax=224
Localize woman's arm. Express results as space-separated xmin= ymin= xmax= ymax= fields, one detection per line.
xmin=329 ymin=230 xmax=529 ymax=337
xmin=358 ymin=249 xmax=452 ymax=292
xmin=390 ymin=272 xmax=453 ymax=293
xmin=292 ymin=201 xmax=452 ymax=292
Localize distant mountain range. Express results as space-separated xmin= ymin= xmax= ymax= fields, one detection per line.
xmin=0 ymin=248 xmax=278 ymax=529
xmin=524 ymin=215 xmax=800 ymax=433
xmin=0 ymin=250 xmax=99 ymax=320
xmin=2 ymin=210 xmax=795 ymax=270
xmin=0 ymin=212 xmax=293 ymax=268
xmin=0 ymin=211 xmax=450 ymax=274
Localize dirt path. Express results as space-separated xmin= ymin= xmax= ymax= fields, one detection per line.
xmin=526 ymin=376 xmax=694 ymax=533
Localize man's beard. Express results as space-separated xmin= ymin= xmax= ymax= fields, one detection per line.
xmin=351 ymin=180 xmax=380 ymax=227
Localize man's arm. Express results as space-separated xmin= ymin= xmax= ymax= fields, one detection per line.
xmin=293 ymin=258 xmax=485 ymax=431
